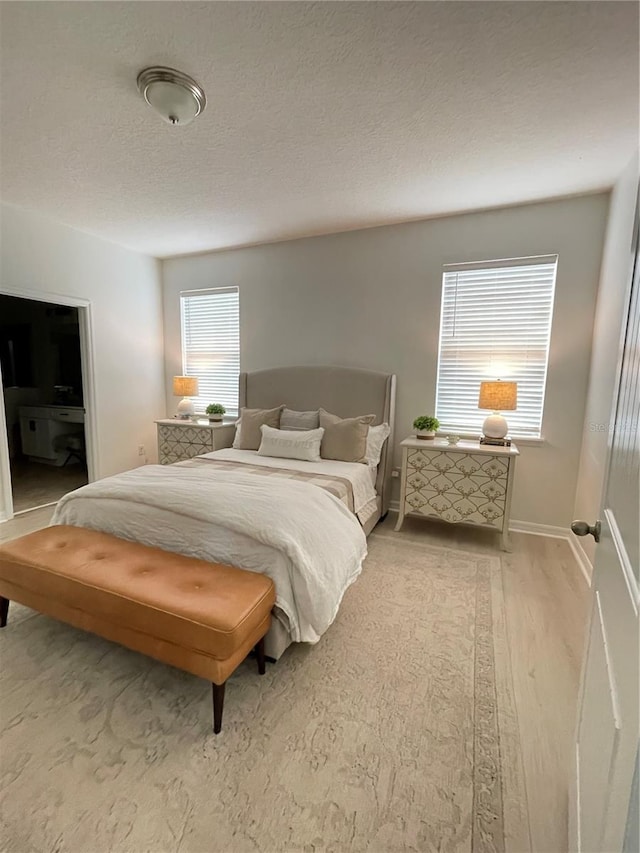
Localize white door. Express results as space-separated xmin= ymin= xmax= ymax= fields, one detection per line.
xmin=570 ymin=205 xmax=639 ymax=851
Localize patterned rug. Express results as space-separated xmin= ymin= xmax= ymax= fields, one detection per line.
xmin=0 ymin=529 xmax=524 ymax=852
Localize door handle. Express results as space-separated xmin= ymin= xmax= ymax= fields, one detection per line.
xmin=571 ymin=519 xmax=601 ymax=543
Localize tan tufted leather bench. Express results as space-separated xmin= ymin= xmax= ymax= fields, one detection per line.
xmin=0 ymin=525 xmax=276 ymax=734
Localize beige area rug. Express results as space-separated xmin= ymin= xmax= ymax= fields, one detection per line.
xmin=0 ymin=530 xmax=527 ymax=853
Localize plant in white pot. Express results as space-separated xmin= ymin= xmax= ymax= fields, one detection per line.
xmin=413 ymin=415 xmax=440 ymax=440
xmin=205 ymin=403 xmax=226 ymax=423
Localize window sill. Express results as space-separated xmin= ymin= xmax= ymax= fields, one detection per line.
xmin=435 ymin=432 xmax=546 ymax=447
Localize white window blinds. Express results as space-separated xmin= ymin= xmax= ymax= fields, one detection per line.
xmin=435 ymin=256 xmax=558 ymax=438
xmin=180 ymin=287 xmax=240 ymax=416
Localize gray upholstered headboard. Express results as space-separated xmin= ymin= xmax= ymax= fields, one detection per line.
xmin=239 ymin=365 xmax=397 ymax=516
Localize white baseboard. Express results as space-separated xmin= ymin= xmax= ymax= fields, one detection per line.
xmin=566 ymin=537 xmax=593 ymax=588
xmin=387 ymin=506 xmax=592 ymax=587
xmin=509 ymin=519 xmax=569 ymax=538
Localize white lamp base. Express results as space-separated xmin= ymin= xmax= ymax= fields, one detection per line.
xmin=176 ymin=397 xmax=195 ymax=419
xmin=482 ymin=412 xmax=508 ymax=439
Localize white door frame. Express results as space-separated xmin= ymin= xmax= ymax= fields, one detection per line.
xmin=0 ymin=286 xmax=99 ymax=522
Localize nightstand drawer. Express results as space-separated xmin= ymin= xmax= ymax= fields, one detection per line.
xmin=407 ymin=449 xmax=509 ymax=480
xmin=403 ymin=488 xmax=506 ymax=527
xmin=406 ymin=465 xmax=507 ymax=499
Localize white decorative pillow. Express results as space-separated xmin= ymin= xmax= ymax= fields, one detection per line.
xmin=258 ymin=424 xmax=324 ymax=462
xmin=280 ymin=408 xmax=320 ymax=431
xmin=365 ymin=423 xmax=391 ymax=467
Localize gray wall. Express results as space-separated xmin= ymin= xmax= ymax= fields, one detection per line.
xmin=0 ymin=204 xmax=165 ymax=486
xmin=162 ymin=193 xmax=609 ymax=527
xmin=573 ymin=155 xmax=638 ymax=566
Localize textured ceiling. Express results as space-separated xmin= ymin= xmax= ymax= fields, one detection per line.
xmin=1 ymin=1 xmax=638 ymax=258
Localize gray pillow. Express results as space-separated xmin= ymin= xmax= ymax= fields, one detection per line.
xmin=280 ymin=407 xmax=320 ymax=431
xmin=236 ymin=406 xmax=284 ymax=450
xmin=319 ymin=409 xmax=375 ymax=463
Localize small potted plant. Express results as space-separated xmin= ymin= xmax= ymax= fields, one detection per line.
xmin=413 ymin=415 xmax=440 ymax=440
xmin=205 ymin=403 xmax=226 ymax=423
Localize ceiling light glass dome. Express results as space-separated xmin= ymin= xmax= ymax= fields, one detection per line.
xmin=137 ymin=67 xmax=206 ymax=127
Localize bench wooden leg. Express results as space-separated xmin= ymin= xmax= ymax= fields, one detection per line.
xmin=256 ymin=636 xmax=266 ymax=675
xmin=0 ymin=597 xmax=9 ymax=628
xmin=212 ymin=682 xmax=226 ymax=734
xmin=211 ymin=637 xmax=267 ymax=733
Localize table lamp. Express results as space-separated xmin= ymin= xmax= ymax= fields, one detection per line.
xmin=173 ymin=375 xmax=199 ymax=419
xmin=478 ymin=380 xmax=517 ymax=439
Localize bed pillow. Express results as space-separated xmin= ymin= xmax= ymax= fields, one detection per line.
xmin=280 ymin=408 xmax=320 ymax=431
xmin=258 ymin=424 xmax=324 ymax=462
xmin=365 ymin=422 xmax=391 ymax=467
xmin=319 ymin=409 xmax=375 ymax=463
xmin=232 ymin=418 xmax=243 ymax=449
xmin=234 ymin=406 xmax=284 ymax=451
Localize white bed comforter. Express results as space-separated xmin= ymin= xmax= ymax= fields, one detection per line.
xmin=51 ymin=463 xmax=367 ymax=644
xmin=204 ymin=448 xmax=379 ymax=520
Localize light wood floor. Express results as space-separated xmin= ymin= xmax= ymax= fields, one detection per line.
xmin=0 ymin=507 xmax=590 ymax=852
xmin=0 ymin=504 xmax=57 ymax=543
xmin=9 ymin=458 xmax=88 ymax=513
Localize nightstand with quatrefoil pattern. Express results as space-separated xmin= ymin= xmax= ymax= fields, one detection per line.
xmin=394 ymin=437 xmax=519 ymax=550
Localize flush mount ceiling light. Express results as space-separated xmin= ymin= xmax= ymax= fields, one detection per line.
xmin=137 ymin=66 xmax=206 ymax=127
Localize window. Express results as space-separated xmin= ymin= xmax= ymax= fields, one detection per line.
xmin=180 ymin=287 xmax=240 ymax=416
xmin=435 ymin=256 xmax=558 ymax=438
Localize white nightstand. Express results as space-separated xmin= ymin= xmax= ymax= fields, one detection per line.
xmin=155 ymin=419 xmax=235 ymax=464
xmin=394 ymin=437 xmax=519 ymax=550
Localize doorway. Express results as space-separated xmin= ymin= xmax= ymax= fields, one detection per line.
xmin=0 ymin=295 xmax=88 ymax=514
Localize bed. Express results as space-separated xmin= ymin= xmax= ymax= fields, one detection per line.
xmin=52 ymin=365 xmax=397 ymax=659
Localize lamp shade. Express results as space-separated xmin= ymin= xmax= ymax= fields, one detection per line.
xmin=173 ymin=375 xmax=199 ymax=397
xmin=478 ymin=381 xmax=517 ymax=411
